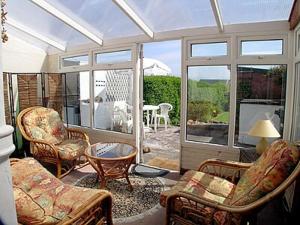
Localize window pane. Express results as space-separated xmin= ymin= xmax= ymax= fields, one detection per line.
xmin=235 ymin=65 xmax=287 ymax=147
xmin=241 ymin=40 xmax=283 ymax=55
xmin=62 ymin=55 xmax=89 ymax=67
xmin=96 ymin=50 xmax=131 ymax=64
xmin=191 ymin=42 xmax=227 ymax=57
xmin=219 ymin=0 xmax=293 ymax=25
xmin=93 ymin=69 xmax=133 ymax=134
xmin=187 ymin=66 xmax=230 ymax=145
xmin=63 ymin=71 xmax=90 ymax=127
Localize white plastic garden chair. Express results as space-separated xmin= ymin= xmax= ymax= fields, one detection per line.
xmin=154 ymin=103 xmax=173 ymax=130
xmin=111 ymin=106 xmax=133 ymax=133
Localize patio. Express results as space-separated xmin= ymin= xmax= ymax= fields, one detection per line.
xmin=143 ymin=126 xmax=180 ymax=171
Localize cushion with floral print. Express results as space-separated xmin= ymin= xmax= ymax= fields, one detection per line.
xmin=23 ymin=107 xmax=67 ymax=144
xmin=11 ymin=157 xmax=105 ymax=225
xmin=231 ymin=139 xmax=299 ymax=206
xmin=55 ymin=139 xmax=89 ymax=160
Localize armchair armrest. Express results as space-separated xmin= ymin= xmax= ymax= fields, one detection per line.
xmin=166 ymin=191 xmax=254 ymax=216
xmin=30 ymin=139 xmax=59 ymax=159
xmin=198 ymin=159 xmax=253 ymax=183
xmin=66 ymin=128 xmax=89 ymax=142
xmin=58 ymin=190 xmax=113 ymax=225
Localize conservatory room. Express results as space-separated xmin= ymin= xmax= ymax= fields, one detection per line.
xmin=1 ymin=0 xmax=300 ymax=225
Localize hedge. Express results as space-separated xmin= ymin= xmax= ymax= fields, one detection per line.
xmin=143 ymin=76 xmax=181 ymax=125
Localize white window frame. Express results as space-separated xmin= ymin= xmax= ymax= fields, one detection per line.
xmin=237 ymin=34 xmax=288 ymax=64
xmin=295 ymin=26 xmax=300 ymax=59
xmin=58 ymin=45 xmax=138 ymax=142
xmin=187 ymin=38 xmax=231 ymax=65
xmin=59 ymin=50 xmax=92 ymax=73
xmin=93 ymin=48 xmax=133 ymax=69
xmin=291 ymin=23 xmax=300 ymax=141
xmin=182 ymin=32 xmax=292 ymax=154
xmin=236 ymin=33 xmax=292 ymax=146
xmin=182 ymin=36 xmax=233 ymax=153
xmin=91 ymin=45 xmax=137 ymax=139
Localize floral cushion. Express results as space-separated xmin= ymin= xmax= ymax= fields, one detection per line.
xmin=23 ymin=107 xmax=67 ymax=144
xmin=231 ymin=140 xmax=299 ymax=206
xmin=56 ymin=139 xmax=89 ymax=160
xmin=183 ymin=171 xmax=235 ymax=204
xmin=160 ymin=170 xmax=236 ymax=225
xmin=11 ymin=158 xmax=104 ymax=225
xmin=160 ymin=170 xmax=235 ymax=208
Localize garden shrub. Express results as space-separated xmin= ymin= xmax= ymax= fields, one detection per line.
xmin=143 ymin=76 xmax=181 ymax=125
xmin=187 ymin=101 xmax=219 ymax=122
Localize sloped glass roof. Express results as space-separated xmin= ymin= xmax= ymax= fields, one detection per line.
xmin=7 ymin=0 xmax=90 ymax=46
xmin=5 ymin=0 xmax=295 ymax=52
xmin=44 ymin=0 xmax=143 ymax=39
xmin=7 ymin=24 xmax=51 ymax=51
xmin=219 ymin=0 xmax=294 ymax=25
xmin=126 ymin=0 xmax=216 ymax=32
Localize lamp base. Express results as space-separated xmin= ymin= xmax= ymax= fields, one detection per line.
xmin=256 ymin=137 xmax=268 ymax=155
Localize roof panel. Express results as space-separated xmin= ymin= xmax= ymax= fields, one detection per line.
xmin=125 ymin=0 xmax=216 ymax=32
xmin=7 ymin=0 xmax=90 ymax=47
xmin=44 ymin=0 xmax=144 ymax=39
xmin=219 ymin=0 xmax=294 ymax=25
xmin=6 ymin=25 xmax=51 ymax=52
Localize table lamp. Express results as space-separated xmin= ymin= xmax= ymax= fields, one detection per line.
xmin=248 ymin=119 xmax=281 ymax=154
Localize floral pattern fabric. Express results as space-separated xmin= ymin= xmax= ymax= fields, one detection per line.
xmin=183 ymin=171 xmax=235 ymax=204
xmin=160 ymin=170 xmax=237 ymax=225
xmin=11 ymin=158 xmax=103 ymax=225
xmin=231 ymin=140 xmax=299 ymax=206
xmin=23 ymin=107 xmax=67 ymax=144
xmin=160 ymin=170 xmax=235 ymax=207
xmin=56 ymin=139 xmax=89 ymax=160
xmin=160 ymin=140 xmax=299 ymax=225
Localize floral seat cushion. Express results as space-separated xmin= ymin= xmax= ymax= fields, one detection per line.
xmin=22 ymin=107 xmax=67 ymax=145
xmin=231 ymin=140 xmax=299 ymax=206
xmin=160 ymin=140 xmax=299 ymax=225
xmin=55 ymin=139 xmax=89 ymax=160
xmin=160 ymin=170 xmax=235 ymax=207
xmin=160 ymin=170 xmax=236 ymax=225
xmin=11 ymin=158 xmax=105 ymax=225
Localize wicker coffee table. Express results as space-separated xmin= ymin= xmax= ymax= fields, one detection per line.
xmin=85 ymin=142 xmax=136 ymax=191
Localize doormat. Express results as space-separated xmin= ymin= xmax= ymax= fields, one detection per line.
xmin=131 ymin=164 xmax=169 ymax=177
xmin=147 ymin=157 xmax=179 ymax=171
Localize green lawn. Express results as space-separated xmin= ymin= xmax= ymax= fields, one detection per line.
xmin=212 ymin=112 xmax=229 ymax=123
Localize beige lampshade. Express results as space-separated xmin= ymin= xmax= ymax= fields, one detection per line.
xmin=248 ymin=119 xmax=281 ymax=138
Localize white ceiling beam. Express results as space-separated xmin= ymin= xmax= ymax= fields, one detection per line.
xmin=210 ymin=0 xmax=224 ymax=33
xmin=29 ymin=0 xmax=103 ymax=46
xmin=6 ymin=18 xmax=66 ymax=51
xmin=112 ymin=0 xmax=154 ymax=38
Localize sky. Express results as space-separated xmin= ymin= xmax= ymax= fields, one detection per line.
xmin=143 ymin=40 xmax=181 ymax=76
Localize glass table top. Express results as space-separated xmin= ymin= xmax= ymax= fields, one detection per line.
xmin=87 ymin=142 xmax=136 ymax=159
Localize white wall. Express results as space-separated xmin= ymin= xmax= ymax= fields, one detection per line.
xmin=0 ymin=6 xmax=18 ymax=224
xmin=47 ymin=53 xmax=59 ymax=73
xmin=2 ymin=35 xmax=48 ymax=73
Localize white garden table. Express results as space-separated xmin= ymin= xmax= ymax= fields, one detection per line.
xmin=143 ymin=105 xmax=159 ymax=132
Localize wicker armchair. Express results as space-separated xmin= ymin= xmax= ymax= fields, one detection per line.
xmin=160 ymin=140 xmax=300 ymax=225
xmin=11 ymin=158 xmax=113 ymax=225
xmin=17 ymin=106 xmax=90 ymax=178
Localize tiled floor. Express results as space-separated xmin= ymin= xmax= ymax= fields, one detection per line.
xmin=62 ymin=164 xmax=181 ymax=225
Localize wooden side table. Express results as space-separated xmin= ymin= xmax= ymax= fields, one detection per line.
xmin=85 ymin=142 xmax=136 ymax=191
